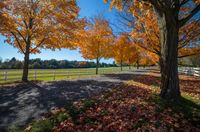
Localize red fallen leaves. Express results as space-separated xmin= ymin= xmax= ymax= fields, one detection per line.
xmin=180 ymin=76 xmax=200 ymax=99
xmin=53 ymin=80 xmax=200 ymax=131
xmin=134 ymin=72 xmax=200 ymax=99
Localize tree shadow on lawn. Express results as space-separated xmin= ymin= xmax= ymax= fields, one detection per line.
xmin=149 ymin=94 xmax=200 ymax=129
xmin=104 ymin=73 xmax=136 ymax=81
xmin=53 ymin=79 xmax=200 ymax=131
xmin=0 ymin=79 xmax=121 ymax=131
xmin=104 ymin=73 xmax=200 ymax=99
xmin=103 ymin=73 xmax=200 ymax=129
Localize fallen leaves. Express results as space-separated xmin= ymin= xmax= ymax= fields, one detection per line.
xmin=52 ymin=78 xmax=200 ymax=131
xmin=30 ymin=70 xmax=200 ymax=131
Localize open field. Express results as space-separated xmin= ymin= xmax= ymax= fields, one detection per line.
xmin=0 ymin=67 xmax=133 ymax=84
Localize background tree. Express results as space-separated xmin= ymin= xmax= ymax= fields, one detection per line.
xmin=113 ymin=33 xmax=130 ymax=71
xmin=76 ymin=16 xmax=113 ymax=74
xmin=0 ymin=0 xmax=84 ymax=81
xmin=124 ymin=44 xmax=136 ymax=70
xmin=0 ymin=57 xmax=116 ymax=69
xmin=105 ymin=0 xmax=200 ymax=100
xmin=124 ymin=44 xmax=142 ymax=69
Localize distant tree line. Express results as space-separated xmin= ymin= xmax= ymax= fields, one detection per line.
xmin=0 ymin=57 xmax=117 ymax=69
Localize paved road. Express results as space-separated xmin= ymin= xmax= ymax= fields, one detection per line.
xmin=0 ymin=71 xmax=147 ymax=131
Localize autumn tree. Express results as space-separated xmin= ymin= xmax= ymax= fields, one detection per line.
xmin=76 ymin=17 xmax=113 ymax=74
xmin=124 ymin=44 xmax=141 ymax=69
xmin=105 ymin=0 xmax=200 ymax=100
xmin=123 ymin=43 xmax=155 ymax=69
xmin=139 ymin=52 xmax=156 ymax=67
xmin=124 ymin=44 xmax=136 ymax=70
xmin=113 ymin=33 xmax=131 ymax=71
xmin=0 ymin=0 xmax=84 ymax=81
xmin=118 ymin=7 xmax=200 ymax=69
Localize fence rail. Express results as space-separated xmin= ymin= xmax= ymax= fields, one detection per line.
xmin=2 ymin=66 xmax=197 ymax=83
xmin=178 ymin=67 xmax=200 ymax=77
xmin=0 ymin=67 xmax=132 ymax=82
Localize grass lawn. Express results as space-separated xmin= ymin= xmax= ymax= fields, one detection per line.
xmin=0 ymin=67 xmax=132 ymax=84
xmin=23 ymin=70 xmax=200 ymax=132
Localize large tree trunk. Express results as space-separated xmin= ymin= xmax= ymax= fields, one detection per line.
xmin=157 ymin=10 xmax=180 ymax=100
xmin=96 ymin=58 xmax=99 ymax=75
xmin=22 ymin=44 xmax=30 ymax=82
xmin=22 ymin=17 xmax=33 ymax=82
xmin=158 ymin=57 xmax=163 ymax=73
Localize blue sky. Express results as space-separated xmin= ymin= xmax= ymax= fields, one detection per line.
xmin=0 ymin=0 xmax=118 ymax=63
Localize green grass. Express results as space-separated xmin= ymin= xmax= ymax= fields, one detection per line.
xmin=0 ymin=67 xmax=133 ymax=84
xmin=25 ymin=112 xmax=68 ymax=132
xmin=25 ymin=99 xmax=99 ymax=131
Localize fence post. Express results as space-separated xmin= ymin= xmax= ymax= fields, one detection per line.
xmin=34 ymin=69 xmax=37 ymax=80
xmin=4 ymin=71 xmax=7 ymax=81
xmin=53 ymin=70 xmax=56 ymax=80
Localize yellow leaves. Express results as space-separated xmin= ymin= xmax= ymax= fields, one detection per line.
xmin=113 ymin=33 xmax=132 ymax=64
xmin=110 ymin=0 xmax=117 ymax=9
xmin=0 ymin=0 xmax=84 ymax=54
xmin=76 ymin=17 xmax=113 ymax=60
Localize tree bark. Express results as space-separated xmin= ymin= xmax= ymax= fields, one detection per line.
xmin=136 ymin=58 xmax=139 ymax=69
xmin=120 ymin=60 xmax=123 ymax=71
xmin=22 ymin=17 xmax=33 ymax=82
xmin=22 ymin=44 xmax=30 ymax=82
xmin=156 ymin=9 xmax=180 ymax=100
xmin=96 ymin=58 xmax=99 ymax=75
xmin=158 ymin=57 xmax=163 ymax=73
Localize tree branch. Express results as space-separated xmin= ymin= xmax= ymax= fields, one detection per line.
xmin=178 ymin=31 xmax=200 ymax=49
xmin=179 ymin=0 xmax=190 ymax=7
xmin=15 ymin=29 xmax=27 ymax=43
xmin=30 ymin=37 xmax=46 ymax=53
xmin=178 ymin=51 xmax=200 ymax=58
xmin=10 ymin=31 xmax=25 ymax=54
xmin=179 ymin=4 xmax=200 ymax=27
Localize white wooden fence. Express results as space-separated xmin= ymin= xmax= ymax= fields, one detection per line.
xmin=1 ymin=67 xmax=198 ymax=82
xmin=179 ymin=67 xmax=200 ymax=77
xmin=0 ymin=70 xmax=90 ymax=82
xmin=0 ymin=67 xmax=131 ymax=82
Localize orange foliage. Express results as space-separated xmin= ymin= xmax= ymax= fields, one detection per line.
xmin=76 ymin=17 xmax=113 ymax=61
xmin=105 ymin=0 xmax=200 ymax=63
xmin=113 ymin=33 xmax=130 ymax=65
xmin=113 ymin=33 xmax=155 ymax=67
xmin=0 ymin=0 xmax=85 ymax=54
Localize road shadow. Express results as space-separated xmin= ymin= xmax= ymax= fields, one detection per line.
xmin=104 ymin=73 xmax=136 ymax=81
xmin=0 ymin=78 xmax=121 ymax=131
